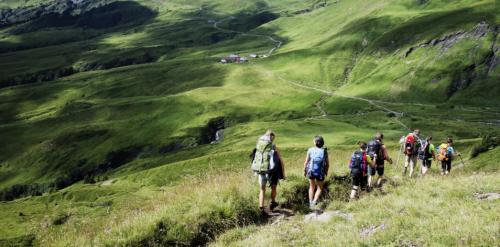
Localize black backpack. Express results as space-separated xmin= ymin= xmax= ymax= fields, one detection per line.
xmin=367 ymin=139 xmax=382 ymax=159
xmin=418 ymin=141 xmax=431 ymax=160
xmin=350 ymin=151 xmax=367 ymax=176
xmin=268 ymin=151 xmax=284 ymax=183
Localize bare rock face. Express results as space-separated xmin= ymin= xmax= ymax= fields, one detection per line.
xmin=403 ymin=22 xmax=492 ymax=58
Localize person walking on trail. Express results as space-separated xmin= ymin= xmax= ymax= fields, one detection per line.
xmin=418 ymin=136 xmax=436 ymax=177
xmin=367 ymin=133 xmax=393 ymax=190
xmin=438 ymin=138 xmax=458 ymax=176
xmin=349 ymin=142 xmax=373 ymax=200
xmin=303 ymin=136 xmax=329 ymax=210
xmin=402 ymin=129 xmax=421 ymax=177
xmin=251 ymin=130 xmax=286 ymax=214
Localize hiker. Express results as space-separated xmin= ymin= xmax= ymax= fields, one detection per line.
xmin=437 ymin=138 xmax=458 ymax=176
xmin=251 ymin=130 xmax=286 ymax=213
xmin=303 ymin=136 xmax=329 ymax=210
xmin=367 ymin=133 xmax=393 ymax=189
xmin=349 ymin=141 xmax=373 ymax=200
xmin=418 ymin=136 xmax=436 ymax=176
xmin=402 ymin=129 xmax=421 ymax=177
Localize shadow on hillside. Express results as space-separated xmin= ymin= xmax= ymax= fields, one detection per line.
xmin=9 ymin=1 xmax=156 ymax=34
xmin=320 ymin=5 xmax=495 ymax=54
xmin=0 ymin=1 xmax=288 ymax=203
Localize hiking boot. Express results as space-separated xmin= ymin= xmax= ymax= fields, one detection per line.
xmin=259 ymin=207 xmax=268 ymax=216
xmin=269 ymin=201 xmax=279 ymax=211
xmin=309 ymin=201 xmax=317 ymax=210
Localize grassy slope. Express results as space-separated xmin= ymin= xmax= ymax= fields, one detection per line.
xmin=213 ymin=157 xmax=500 ymax=246
xmin=0 ymin=0 xmax=499 ymax=245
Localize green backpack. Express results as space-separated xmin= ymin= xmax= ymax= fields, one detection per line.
xmin=251 ymin=138 xmax=274 ymax=173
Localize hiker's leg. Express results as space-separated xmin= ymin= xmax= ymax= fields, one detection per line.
xmin=376 ymin=167 xmax=384 ymax=187
xmin=313 ymin=180 xmax=324 ymax=202
xmin=368 ymin=165 xmax=376 ymax=189
xmin=350 ymin=175 xmax=359 ymax=200
xmin=271 ymin=185 xmax=277 ymax=203
xmin=441 ymin=161 xmax=446 ymax=176
xmin=446 ymin=160 xmax=452 ymax=174
xmin=308 ymin=179 xmax=315 ymax=203
xmin=409 ymin=156 xmax=415 ymax=177
xmin=403 ymin=156 xmax=409 ymax=175
xmin=421 ymin=160 xmax=428 ymax=176
xmin=258 ymin=174 xmax=267 ymax=208
xmin=350 ymin=185 xmax=358 ymax=200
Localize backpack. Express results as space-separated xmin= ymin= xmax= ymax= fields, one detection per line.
xmin=307 ymin=148 xmax=327 ymax=177
xmin=251 ymin=138 xmax=274 ymax=173
xmin=418 ymin=141 xmax=431 ymax=160
xmin=349 ymin=151 xmax=367 ymax=176
xmin=405 ymin=134 xmax=419 ymax=155
xmin=438 ymin=144 xmax=452 ymax=161
xmin=367 ymin=139 xmax=382 ymax=160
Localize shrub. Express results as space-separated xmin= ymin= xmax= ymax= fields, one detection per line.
xmin=470 ymin=134 xmax=499 ymax=158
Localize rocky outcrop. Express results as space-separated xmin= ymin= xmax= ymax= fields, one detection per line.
xmin=474 ymin=192 xmax=500 ymax=200
xmin=403 ymin=22 xmax=490 ymax=58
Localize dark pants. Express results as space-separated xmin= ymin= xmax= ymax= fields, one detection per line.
xmin=441 ymin=159 xmax=451 ymax=173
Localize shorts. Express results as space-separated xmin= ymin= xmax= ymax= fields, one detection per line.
xmin=422 ymin=159 xmax=432 ymax=168
xmin=368 ymin=165 xmax=384 ymax=176
xmin=351 ymin=174 xmax=362 ymax=187
xmin=257 ymin=173 xmax=278 ymax=187
xmin=308 ymin=174 xmax=325 ymax=182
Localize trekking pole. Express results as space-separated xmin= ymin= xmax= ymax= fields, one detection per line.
xmin=457 ymin=153 xmax=465 ymax=167
xmin=396 ymin=143 xmax=403 ymax=173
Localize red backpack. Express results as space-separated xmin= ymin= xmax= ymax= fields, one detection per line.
xmin=404 ymin=134 xmax=416 ymax=155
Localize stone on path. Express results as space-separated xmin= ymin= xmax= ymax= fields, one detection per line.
xmin=474 ymin=192 xmax=500 ymax=200
xmin=360 ymin=223 xmax=386 ymax=238
xmin=304 ymin=210 xmax=353 ymax=223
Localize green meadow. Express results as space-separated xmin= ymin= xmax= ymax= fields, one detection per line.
xmin=0 ymin=0 xmax=498 ymax=246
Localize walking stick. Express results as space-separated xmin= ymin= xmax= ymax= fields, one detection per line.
xmin=396 ymin=136 xmax=405 ymax=173
xmin=457 ymin=153 xmax=465 ymax=167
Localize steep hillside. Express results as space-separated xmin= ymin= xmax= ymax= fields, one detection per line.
xmin=0 ymin=0 xmax=498 ymax=246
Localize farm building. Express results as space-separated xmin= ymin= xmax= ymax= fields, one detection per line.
xmin=220 ymin=54 xmax=249 ymax=63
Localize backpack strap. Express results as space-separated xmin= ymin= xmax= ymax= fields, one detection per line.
xmin=362 ymin=152 xmax=367 ymax=176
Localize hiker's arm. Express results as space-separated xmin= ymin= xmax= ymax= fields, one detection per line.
xmin=382 ymin=145 xmax=392 ymax=164
xmin=367 ymin=157 xmax=374 ymax=167
xmin=303 ymin=153 xmax=310 ymax=176
xmin=325 ymin=153 xmax=330 ymax=176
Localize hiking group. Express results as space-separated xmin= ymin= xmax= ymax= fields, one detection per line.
xmin=250 ymin=129 xmax=461 ymax=213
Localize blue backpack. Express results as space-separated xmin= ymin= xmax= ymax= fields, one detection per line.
xmin=308 ymin=147 xmax=327 ymax=177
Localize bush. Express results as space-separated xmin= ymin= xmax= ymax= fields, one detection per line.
xmin=470 ymin=134 xmax=499 ymax=158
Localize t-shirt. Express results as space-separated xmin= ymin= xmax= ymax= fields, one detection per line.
xmin=427 ymin=143 xmax=435 ymax=160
